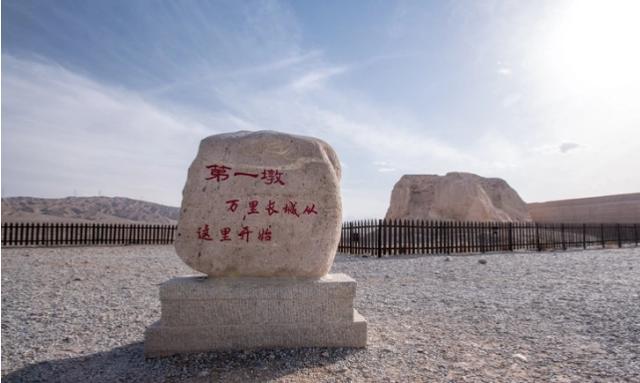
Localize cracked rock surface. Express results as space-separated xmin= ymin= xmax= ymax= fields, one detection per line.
xmin=2 ymin=245 xmax=639 ymax=382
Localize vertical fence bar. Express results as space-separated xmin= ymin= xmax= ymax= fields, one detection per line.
xmin=18 ymin=223 xmax=24 ymax=246
xmin=456 ymin=221 xmax=461 ymax=253
xmin=426 ymin=221 xmax=431 ymax=254
xmin=381 ymin=220 xmax=386 ymax=256
xmin=403 ymin=219 xmax=408 ymax=254
xmin=8 ymin=223 xmax=13 ymax=246
xmin=442 ymin=221 xmax=447 ymax=254
xmin=389 ymin=219 xmax=393 ymax=255
xmin=25 ymin=223 xmax=31 ymax=246
xmin=348 ymin=222 xmax=353 ymax=254
xmin=600 ymin=224 xmax=605 ymax=248
xmin=508 ymin=222 xmax=513 ymax=251
xmin=386 ymin=219 xmax=390 ymax=255
xmin=377 ymin=219 xmax=382 ymax=257
xmin=450 ymin=221 xmax=455 ymax=253
xmin=617 ymin=224 xmax=622 ymax=248
xmin=396 ymin=219 xmax=401 ymax=254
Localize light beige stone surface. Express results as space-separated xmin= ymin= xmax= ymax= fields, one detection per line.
xmin=175 ymin=131 xmax=342 ymax=277
xmin=146 ymin=131 xmax=366 ymax=356
xmin=158 ymin=274 xmax=356 ymax=326
xmin=528 ymin=193 xmax=640 ymax=223
xmin=144 ymin=273 xmax=367 ymax=357
xmin=385 ymin=172 xmax=531 ymax=222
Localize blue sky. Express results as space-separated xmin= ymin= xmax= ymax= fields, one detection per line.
xmin=2 ymin=0 xmax=639 ymax=219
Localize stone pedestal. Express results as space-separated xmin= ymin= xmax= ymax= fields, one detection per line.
xmin=144 ymin=273 xmax=367 ymax=357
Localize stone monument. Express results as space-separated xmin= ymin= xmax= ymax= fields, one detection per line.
xmin=144 ymin=131 xmax=367 ymax=356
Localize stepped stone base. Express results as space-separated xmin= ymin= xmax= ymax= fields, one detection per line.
xmin=144 ymin=273 xmax=367 ymax=357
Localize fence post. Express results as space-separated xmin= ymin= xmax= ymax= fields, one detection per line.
xmin=535 ymin=223 xmax=540 ymax=251
xmin=601 ymin=224 xmax=605 ymax=248
xmin=377 ymin=219 xmax=382 ymax=258
xmin=582 ymin=224 xmax=586 ymax=249
xmin=508 ymin=222 xmax=513 ymax=251
xmin=635 ymin=223 xmax=638 ymax=246
xmin=617 ymin=224 xmax=622 ymax=248
xmin=561 ymin=224 xmax=566 ymax=250
xmin=348 ymin=222 xmax=353 ymax=254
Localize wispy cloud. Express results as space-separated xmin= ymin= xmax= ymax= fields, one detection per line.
xmin=372 ymin=161 xmax=396 ymax=173
xmin=1 ymin=55 xmax=217 ymax=204
xmin=290 ymin=66 xmax=347 ymax=91
xmin=559 ymin=142 xmax=580 ymax=154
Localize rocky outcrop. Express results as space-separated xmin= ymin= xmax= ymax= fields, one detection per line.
xmin=385 ymin=172 xmax=531 ymax=222
xmin=528 ymin=193 xmax=640 ymax=223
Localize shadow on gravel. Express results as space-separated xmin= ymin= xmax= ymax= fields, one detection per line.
xmin=3 ymin=342 xmax=362 ymax=383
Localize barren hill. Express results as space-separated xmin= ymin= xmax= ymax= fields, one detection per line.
xmin=1 ymin=196 xmax=180 ymax=224
xmin=385 ymin=172 xmax=531 ymax=222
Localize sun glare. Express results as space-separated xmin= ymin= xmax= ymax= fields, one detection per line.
xmin=539 ymin=0 xmax=640 ymax=96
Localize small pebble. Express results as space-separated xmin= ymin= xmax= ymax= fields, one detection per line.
xmin=512 ymin=353 xmax=528 ymax=362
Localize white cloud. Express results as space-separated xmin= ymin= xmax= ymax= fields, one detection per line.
xmin=1 ymin=55 xmax=230 ymax=205
xmin=290 ymin=66 xmax=347 ymax=91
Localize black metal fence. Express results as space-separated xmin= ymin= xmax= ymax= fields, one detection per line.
xmin=1 ymin=222 xmax=177 ymax=247
xmin=338 ymin=220 xmax=640 ymax=257
xmin=3 ymin=220 xmax=639 ymax=254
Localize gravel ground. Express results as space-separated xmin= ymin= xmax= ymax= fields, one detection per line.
xmin=2 ymin=245 xmax=639 ymax=382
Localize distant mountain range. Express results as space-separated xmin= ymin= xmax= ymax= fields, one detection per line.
xmin=1 ymin=196 xmax=180 ymax=224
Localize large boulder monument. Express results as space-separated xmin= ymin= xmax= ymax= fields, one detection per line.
xmin=145 ymin=131 xmax=367 ymax=356
xmin=385 ymin=172 xmax=531 ymax=222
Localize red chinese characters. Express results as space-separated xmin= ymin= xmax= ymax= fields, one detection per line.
xmin=222 ymin=199 xmax=317 ymax=218
xmin=205 ymin=165 xmax=231 ymax=182
xmin=219 ymin=227 xmax=231 ymax=241
xmin=303 ymin=203 xmax=318 ymax=215
xmin=238 ymin=226 xmax=252 ymax=242
xmin=258 ymin=227 xmax=272 ymax=242
xmin=233 ymin=171 xmax=258 ymax=178
xmin=197 ymin=224 xmax=273 ymax=243
xmin=205 ymin=164 xmax=285 ymax=186
xmin=261 ymin=169 xmax=286 ymax=185
xmin=226 ymin=199 xmax=240 ymax=212
xmin=265 ymin=200 xmax=279 ymax=216
xmin=283 ymin=200 xmax=300 ymax=217
xmin=195 ymin=199 xmax=319 ymax=244
xmin=197 ymin=224 xmax=213 ymax=241
xmin=247 ymin=200 xmax=260 ymax=215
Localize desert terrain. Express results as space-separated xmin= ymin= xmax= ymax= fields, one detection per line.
xmin=2 ymin=246 xmax=638 ymax=382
